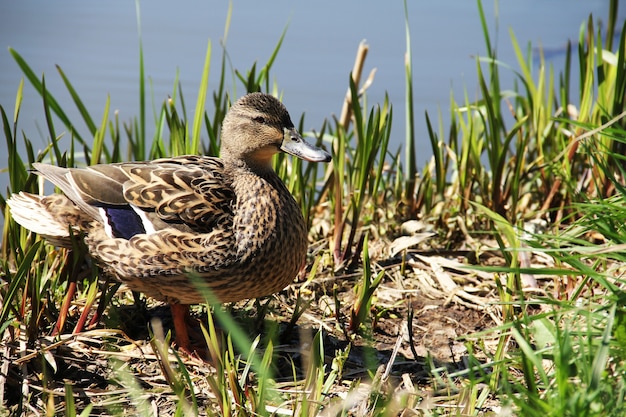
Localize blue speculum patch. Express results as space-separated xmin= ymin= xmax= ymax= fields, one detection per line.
xmin=103 ymin=207 xmax=146 ymax=239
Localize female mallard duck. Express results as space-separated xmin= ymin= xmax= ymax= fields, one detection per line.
xmin=8 ymin=92 xmax=331 ymax=353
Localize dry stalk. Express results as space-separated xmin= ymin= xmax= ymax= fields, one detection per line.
xmin=339 ymin=40 xmax=369 ymax=131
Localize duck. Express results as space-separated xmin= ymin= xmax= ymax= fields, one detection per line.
xmin=7 ymin=92 xmax=332 ymax=353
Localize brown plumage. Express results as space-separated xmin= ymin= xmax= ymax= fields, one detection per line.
xmin=8 ymin=92 xmax=331 ymax=352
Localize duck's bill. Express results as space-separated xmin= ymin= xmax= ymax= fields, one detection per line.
xmin=281 ymin=127 xmax=332 ymax=162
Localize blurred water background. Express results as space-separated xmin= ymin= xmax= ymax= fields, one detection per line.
xmin=0 ymin=1 xmax=623 ymax=189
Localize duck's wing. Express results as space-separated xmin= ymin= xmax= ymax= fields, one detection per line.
xmin=33 ymin=156 xmax=235 ymax=238
xmin=121 ymin=156 xmax=235 ymax=232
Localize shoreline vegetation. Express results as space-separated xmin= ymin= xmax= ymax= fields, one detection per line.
xmin=2 ymin=0 xmax=626 ymax=415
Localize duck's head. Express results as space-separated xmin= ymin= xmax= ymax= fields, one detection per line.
xmin=221 ymin=92 xmax=331 ymax=170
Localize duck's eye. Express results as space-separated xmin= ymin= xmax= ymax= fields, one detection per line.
xmin=253 ymin=116 xmax=266 ymax=124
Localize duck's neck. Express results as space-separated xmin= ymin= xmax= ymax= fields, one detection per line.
xmin=222 ymin=154 xmax=276 ymax=178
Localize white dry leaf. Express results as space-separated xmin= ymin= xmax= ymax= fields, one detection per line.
xmin=417 ymin=255 xmax=458 ymax=293
xmin=400 ymin=219 xmax=428 ymax=235
xmin=389 ymin=233 xmax=435 ymax=257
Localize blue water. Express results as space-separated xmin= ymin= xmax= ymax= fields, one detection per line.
xmin=0 ymin=1 xmax=622 ymax=186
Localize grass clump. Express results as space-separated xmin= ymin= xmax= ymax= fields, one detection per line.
xmin=2 ymin=0 xmax=626 ymax=415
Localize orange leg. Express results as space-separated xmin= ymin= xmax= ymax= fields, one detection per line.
xmin=170 ymin=303 xmax=192 ymax=353
xmin=169 ymin=303 xmax=213 ymax=361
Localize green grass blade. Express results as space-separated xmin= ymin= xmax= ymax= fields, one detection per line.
xmin=258 ymin=23 xmax=287 ymax=91
xmin=403 ymin=0 xmax=417 ymax=210
xmin=0 ymin=240 xmax=43 ymax=326
xmin=476 ymin=0 xmax=492 ymax=57
xmin=611 ymin=19 xmax=626 ymax=119
xmin=64 ymin=383 xmax=75 ymax=417
xmin=190 ymin=39 xmax=212 ymax=155
xmin=9 ymin=48 xmax=85 ymax=145
xmin=425 ymin=112 xmax=444 ymax=194
xmin=2 ymin=102 xmax=27 ymax=191
xmin=606 ymin=0 xmax=619 ymax=51
xmin=56 ymin=64 xmax=97 ymax=135
xmin=13 ymin=77 xmax=24 ymax=128
xmin=135 ymin=0 xmax=146 ymax=158
xmin=590 ymin=303 xmax=615 ymax=391
xmin=509 ymin=29 xmax=537 ymax=99
xmin=90 ymin=95 xmax=111 ymax=165
xmin=40 ymin=76 xmax=65 ymax=164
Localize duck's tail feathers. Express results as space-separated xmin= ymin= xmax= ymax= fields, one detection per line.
xmin=7 ymin=192 xmax=88 ymax=247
